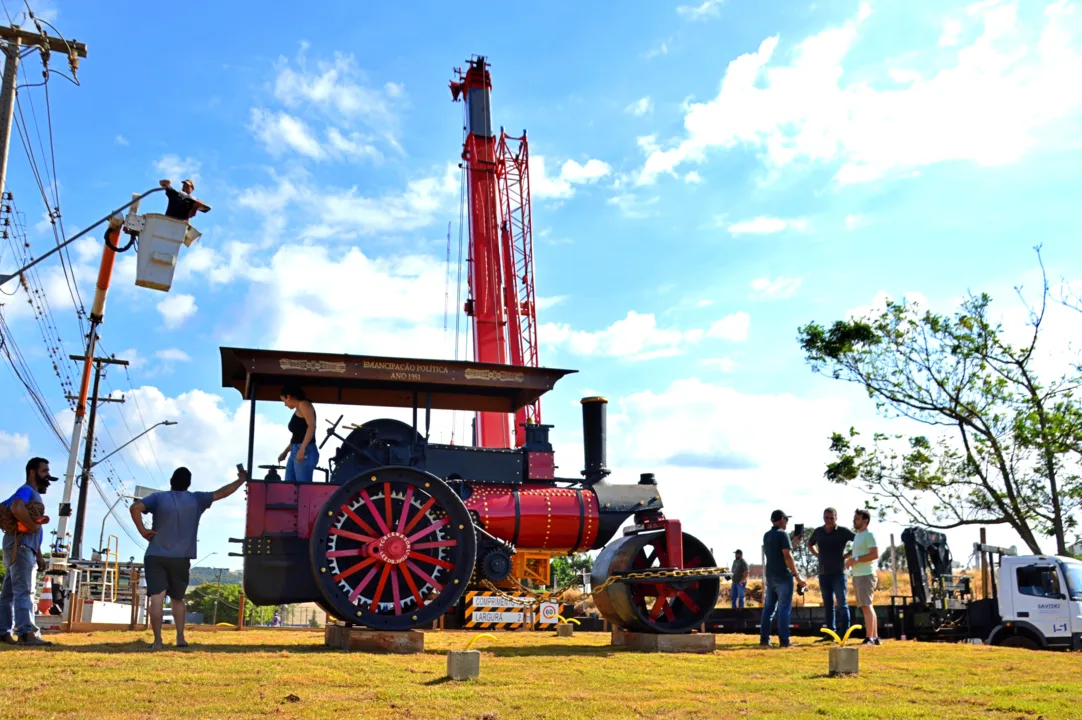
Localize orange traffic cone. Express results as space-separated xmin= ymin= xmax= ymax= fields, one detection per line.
xmin=37 ymin=576 xmax=53 ymax=615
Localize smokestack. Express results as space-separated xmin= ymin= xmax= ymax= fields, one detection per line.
xmin=581 ymin=397 xmax=610 ymax=483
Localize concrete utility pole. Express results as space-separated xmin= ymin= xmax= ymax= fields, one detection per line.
xmin=212 ymin=568 xmax=223 ymax=625
xmin=0 ymin=24 xmax=88 ymax=198
xmin=69 ymin=354 xmax=129 ymax=561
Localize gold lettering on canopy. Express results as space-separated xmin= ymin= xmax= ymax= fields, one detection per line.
xmin=465 ymin=368 xmax=525 ymax=383
xmin=280 ymin=359 xmax=347 ymax=373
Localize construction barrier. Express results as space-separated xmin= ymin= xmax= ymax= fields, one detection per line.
xmin=462 ymin=592 xmax=564 ymax=630
xmin=37 ymin=576 xmax=52 ymax=614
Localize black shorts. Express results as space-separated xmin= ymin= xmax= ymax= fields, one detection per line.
xmin=144 ymin=555 xmax=191 ymax=600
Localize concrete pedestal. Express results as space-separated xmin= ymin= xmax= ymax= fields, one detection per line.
xmin=611 ymin=629 xmax=715 ymax=654
xmin=446 ymin=650 xmax=481 ymax=681
xmin=324 ymin=622 xmax=424 ymax=654
xmin=556 ymin=623 xmax=574 ymax=638
xmin=828 ymin=646 xmax=859 ymax=676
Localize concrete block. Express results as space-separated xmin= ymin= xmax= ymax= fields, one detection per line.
xmin=324 ymin=623 xmax=424 ymax=654
xmin=829 ymin=646 xmax=859 ymax=676
xmin=615 ymin=631 xmax=716 ymax=654
xmin=611 ymin=628 xmax=628 ymax=646
xmin=556 ymin=623 xmax=574 ymax=638
xmin=447 ymin=650 xmax=481 ymax=681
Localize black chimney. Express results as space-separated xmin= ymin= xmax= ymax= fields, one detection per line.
xmin=581 ymin=396 xmax=610 ymax=483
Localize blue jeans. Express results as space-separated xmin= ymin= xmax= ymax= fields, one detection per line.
xmin=819 ymin=574 xmax=849 ymax=634
xmin=284 ymin=443 xmax=319 ymax=483
xmin=731 ymin=582 xmax=746 ymax=609
xmin=760 ymin=575 xmax=794 ymax=646
xmin=0 ymin=541 xmax=39 ymax=637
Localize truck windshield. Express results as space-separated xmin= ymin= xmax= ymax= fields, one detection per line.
xmin=1064 ymin=562 xmax=1082 ymax=601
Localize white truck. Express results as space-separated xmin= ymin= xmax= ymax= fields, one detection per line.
xmin=897 ymin=527 xmax=1082 ymax=650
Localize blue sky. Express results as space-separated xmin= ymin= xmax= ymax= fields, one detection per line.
xmin=1 ymin=0 xmax=1081 ymax=572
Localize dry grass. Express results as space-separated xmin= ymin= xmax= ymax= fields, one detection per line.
xmin=3 ymin=628 xmax=1080 ymax=719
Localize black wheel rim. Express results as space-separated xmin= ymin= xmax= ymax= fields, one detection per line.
xmin=310 ymin=466 xmax=476 ymax=630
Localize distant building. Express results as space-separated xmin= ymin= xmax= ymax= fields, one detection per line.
xmin=747 ymin=564 xmax=764 ymax=579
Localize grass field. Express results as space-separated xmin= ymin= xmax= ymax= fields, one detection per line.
xmin=4 ymin=629 xmax=1080 ymax=719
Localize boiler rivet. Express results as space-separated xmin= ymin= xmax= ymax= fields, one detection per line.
xmin=321 ymin=568 xmax=326 ymax=573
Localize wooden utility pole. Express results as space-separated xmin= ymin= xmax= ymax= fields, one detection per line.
xmin=69 ymin=354 xmax=128 ymax=560
xmin=0 ymin=24 xmax=87 ymax=197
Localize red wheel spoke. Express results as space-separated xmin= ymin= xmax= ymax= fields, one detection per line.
xmin=412 ymin=539 xmax=458 ymax=550
xmin=329 ymin=527 xmax=378 ymax=544
xmin=662 ymin=599 xmax=676 ymax=622
xmin=333 ymin=555 xmax=378 ymax=582
xmin=407 ymin=517 xmax=449 ymax=543
xmin=371 ymin=563 xmax=392 ymax=608
xmin=360 ymin=490 xmax=390 ymax=535
xmin=649 ymin=586 xmax=671 ymax=621
xmin=396 ymin=486 xmax=415 ymax=533
xmin=676 ymin=590 xmax=700 ymax=614
xmin=403 ymin=497 xmax=436 ymax=534
xmin=348 ymin=565 xmax=380 ymax=602
xmin=383 ymin=482 xmax=394 ymax=528
xmin=400 ymin=563 xmax=424 ymax=607
xmin=408 ymin=551 xmax=453 ymax=570
xmin=405 ymin=560 xmax=443 ymax=592
xmin=391 ymin=567 xmax=402 ymax=615
xmin=342 ymin=504 xmax=378 ymax=537
xmin=327 ymin=548 xmax=371 ymax=559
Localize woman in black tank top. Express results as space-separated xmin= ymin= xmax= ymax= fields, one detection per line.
xmin=278 ymin=383 xmax=318 ymax=482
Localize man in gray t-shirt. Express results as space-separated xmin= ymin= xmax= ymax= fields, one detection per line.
xmin=730 ymin=550 xmax=749 ymax=609
xmin=130 ymin=466 xmax=246 ymax=649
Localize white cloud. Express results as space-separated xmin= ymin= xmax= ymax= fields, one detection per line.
xmin=706 ymin=311 xmax=750 ymax=341
xmin=625 ymin=97 xmax=654 ymax=117
xmin=677 ymin=0 xmax=724 ymax=21
xmin=646 ymin=41 xmax=670 ymax=60
xmin=155 ymin=348 xmax=191 ymax=363
xmin=532 ymin=156 xmax=612 ymax=199
xmin=607 ymin=193 xmax=659 ymax=218
xmin=636 ymin=0 xmax=1082 ymax=185
xmin=727 ymin=216 xmax=807 ymax=235
xmin=536 ymin=295 xmax=568 ymax=312
xmin=249 ymin=109 xmax=324 ymax=159
xmin=154 ymin=154 xmax=201 ymax=185
xmin=235 ymin=163 xmax=458 ymax=240
xmin=938 ymin=16 xmax=963 ymax=46
xmin=115 ymin=135 xmax=129 ymax=146
xmin=844 ymin=213 xmax=869 ymax=230
xmin=700 ymin=357 xmax=737 ymax=372
xmin=0 ymin=430 xmax=29 ymax=460
xmin=684 ymin=171 xmax=703 ymax=183
xmin=846 ymin=290 xmax=929 ymax=321
xmin=157 ymin=293 xmax=198 ymax=328
xmin=540 ymin=310 xmax=748 ymax=360
xmin=750 ymin=276 xmax=803 ymax=300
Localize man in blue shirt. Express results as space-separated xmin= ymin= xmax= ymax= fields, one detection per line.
xmin=760 ymin=509 xmax=808 ymax=648
xmin=1 ymin=457 xmax=56 ymax=646
xmin=130 ymin=466 xmax=246 ymax=649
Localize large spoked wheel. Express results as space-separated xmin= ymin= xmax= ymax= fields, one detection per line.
xmin=592 ymin=531 xmax=719 ymax=634
xmin=310 ymin=466 xmax=476 ymax=630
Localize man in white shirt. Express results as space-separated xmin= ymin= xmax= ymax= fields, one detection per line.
xmin=845 ymin=508 xmax=880 ymax=646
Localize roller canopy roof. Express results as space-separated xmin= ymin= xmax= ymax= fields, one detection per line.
xmin=220 ymin=347 xmax=575 ymax=413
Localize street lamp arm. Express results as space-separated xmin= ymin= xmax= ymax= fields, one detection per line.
xmin=0 ymin=186 xmax=166 ymax=289
xmin=89 ymin=420 xmax=176 ymax=470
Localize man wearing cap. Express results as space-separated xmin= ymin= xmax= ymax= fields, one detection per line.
xmin=0 ymin=457 xmax=55 ymax=646
xmin=760 ymin=509 xmax=807 ymax=648
xmin=159 ymin=178 xmax=211 ymax=221
xmin=730 ymin=549 xmax=749 ymax=609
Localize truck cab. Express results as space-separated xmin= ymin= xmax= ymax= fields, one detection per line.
xmin=989 ymin=555 xmax=1082 ymax=650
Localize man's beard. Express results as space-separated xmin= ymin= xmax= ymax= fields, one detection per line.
xmin=35 ymin=480 xmax=49 ymax=494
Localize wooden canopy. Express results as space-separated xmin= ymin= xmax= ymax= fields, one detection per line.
xmin=220 ymin=347 xmax=576 ymax=413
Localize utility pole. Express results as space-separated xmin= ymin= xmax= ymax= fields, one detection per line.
xmin=70 ymin=354 xmax=129 ymax=560
xmin=0 ymin=24 xmax=88 ymax=198
xmin=212 ymin=568 xmax=223 ymax=625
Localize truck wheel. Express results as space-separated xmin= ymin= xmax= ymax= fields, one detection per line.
xmin=999 ymin=634 xmax=1039 ymax=650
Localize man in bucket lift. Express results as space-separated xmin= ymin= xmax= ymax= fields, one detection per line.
xmin=159 ymin=178 xmax=211 ymax=221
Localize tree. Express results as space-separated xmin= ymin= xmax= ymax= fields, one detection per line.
xmin=551 ymin=553 xmax=593 ymax=588
xmin=878 ymin=545 xmax=908 ymax=572
xmin=799 ymin=263 xmax=1082 ymax=555
xmin=790 ymin=536 xmax=819 ymax=577
xmin=184 ymin=582 xmax=275 ymax=626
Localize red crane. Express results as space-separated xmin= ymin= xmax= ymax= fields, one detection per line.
xmin=451 ymin=56 xmax=540 ymax=449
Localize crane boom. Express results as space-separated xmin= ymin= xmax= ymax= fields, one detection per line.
xmin=451 ymin=55 xmax=541 ymax=448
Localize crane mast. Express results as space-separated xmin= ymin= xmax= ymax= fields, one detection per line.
xmin=451 ymin=56 xmax=540 ymax=449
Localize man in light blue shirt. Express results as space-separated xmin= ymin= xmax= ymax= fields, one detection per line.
xmin=130 ymin=466 xmax=246 ymax=649
xmin=845 ymin=508 xmax=880 ymax=645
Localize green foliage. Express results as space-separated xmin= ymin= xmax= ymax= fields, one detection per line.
xmin=551 ymin=553 xmax=593 ymax=588
xmin=183 ymin=582 xmax=276 ymax=626
xmin=790 ymin=537 xmax=819 ymax=577
xmin=798 ymin=259 xmax=1082 ymax=555
xmin=879 ymin=545 xmax=908 ymax=571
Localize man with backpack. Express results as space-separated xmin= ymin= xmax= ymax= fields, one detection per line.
xmin=130 ymin=466 xmax=247 ymax=649
xmin=0 ymin=457 xmax=55 ymax=646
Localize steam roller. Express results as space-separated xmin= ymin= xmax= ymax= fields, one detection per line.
xmin=223 ymin=347 xmax=724 ymax=634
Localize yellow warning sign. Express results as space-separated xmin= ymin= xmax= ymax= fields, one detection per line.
xmin=463 ymin=592 xmax=533 ymax=629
